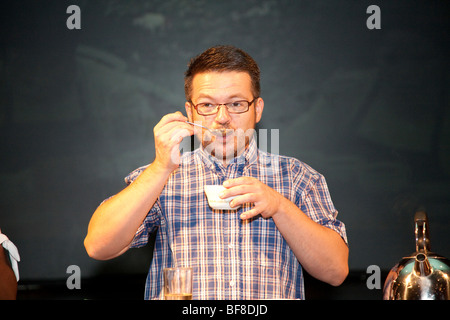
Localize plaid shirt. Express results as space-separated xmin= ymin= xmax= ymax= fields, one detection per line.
xmin=126 ymin=138 xmax=347 ymax=300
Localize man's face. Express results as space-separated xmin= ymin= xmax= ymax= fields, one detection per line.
xmin=185 ymin=71 xmax=264 ymax=163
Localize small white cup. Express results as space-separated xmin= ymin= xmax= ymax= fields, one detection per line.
xmin=204 ymin=185 xmax=241 ymax=210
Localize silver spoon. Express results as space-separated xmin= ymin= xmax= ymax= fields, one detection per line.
xmin=185 ymin=121 xmax=232 ymax=136
xmin=185 ymin=121 xmax=213 ymax=133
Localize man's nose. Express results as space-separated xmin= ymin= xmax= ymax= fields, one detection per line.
xmin=214 ymin=105 xmax=232 ymax=124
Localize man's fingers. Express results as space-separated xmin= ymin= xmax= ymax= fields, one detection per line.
xmin=154 ymin=111 xmax=187 ymax=132
xmin=168 ymin=127 xmax=193 ymax=143
xmin=240 ymin=208 xmax=260 ymax=220
xmin=223 ymin=176 xmax=256 ymax=188
xmin=220 ymin=184 xmax=253 ymax=199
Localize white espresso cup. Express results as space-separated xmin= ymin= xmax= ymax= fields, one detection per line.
xmin=204 ymin=185 xmax=241 ymax=210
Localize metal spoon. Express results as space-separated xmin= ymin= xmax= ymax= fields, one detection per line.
xmin=185 ymin=121 xmax=213 ymax=133
xmin=185 ymin=121 xmax=232 ymax=137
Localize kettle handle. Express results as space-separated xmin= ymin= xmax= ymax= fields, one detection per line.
xmin=415 ymin=210 xmax=431 ymax=253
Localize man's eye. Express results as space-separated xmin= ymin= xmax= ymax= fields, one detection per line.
xmin=201 ymin=103 xmax=214 ymax=108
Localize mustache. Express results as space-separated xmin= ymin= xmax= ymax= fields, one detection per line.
xmin=210 ymin=127 xmax=235 ymax=136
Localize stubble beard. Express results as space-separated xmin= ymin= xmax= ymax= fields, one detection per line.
xmin=202 ymin=128 xmax=255 ymax=164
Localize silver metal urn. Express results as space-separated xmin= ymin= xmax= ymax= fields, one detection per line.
xmin=383 ymin=211 xmax=450 ymax=300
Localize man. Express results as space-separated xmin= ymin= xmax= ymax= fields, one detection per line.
xmin=84 ymin=45 xmax=348 ymax=299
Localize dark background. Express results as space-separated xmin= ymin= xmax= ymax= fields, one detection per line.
xmin=1 ymin=0 xmax=449 ymax=299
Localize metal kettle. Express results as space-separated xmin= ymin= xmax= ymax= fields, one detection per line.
xmin=383 ymin=211 xmax=450 ymax=300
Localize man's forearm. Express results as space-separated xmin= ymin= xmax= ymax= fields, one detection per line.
xmin=84 ymin=161 xmax=172 ymax=260
xmin=272 ymin=198 xmax=349 ymax=286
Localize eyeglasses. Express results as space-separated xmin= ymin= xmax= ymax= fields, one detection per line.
xmin=189 ymin=98 xmax=258 ymax=116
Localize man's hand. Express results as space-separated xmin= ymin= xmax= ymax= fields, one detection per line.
xmin=153 ymin=111 xmax=194 ymax=173
xmin=221 ymin=177 xmax=285 ymax=220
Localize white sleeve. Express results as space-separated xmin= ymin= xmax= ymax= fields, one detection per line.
xmin=0 ymin=232 xmax=21 ymax=282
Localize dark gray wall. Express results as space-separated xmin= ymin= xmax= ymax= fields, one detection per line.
xmin=1 ymin=0 xmax=449 ymax=283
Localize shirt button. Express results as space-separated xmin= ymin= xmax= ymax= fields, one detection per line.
xmin=229 ymin=280 xmax=235 ymax=287
xmin=228 ymin=243 xmax=234 ymax=249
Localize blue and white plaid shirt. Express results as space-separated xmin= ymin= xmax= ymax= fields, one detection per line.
xmin=126 ymin=138 xmax=347 ymax=300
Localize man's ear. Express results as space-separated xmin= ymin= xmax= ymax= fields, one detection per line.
xmin=185 ymin=101 xmax=193 ymax=122
xmin=255 ymin=97 xmax=264 ymax=124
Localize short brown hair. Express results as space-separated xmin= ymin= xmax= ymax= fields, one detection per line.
xmin=184 ymin=45 xmax=260 ymax=100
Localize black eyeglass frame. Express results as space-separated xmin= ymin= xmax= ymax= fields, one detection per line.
xmin=189 ymin=97 xmax=258 ymax=116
